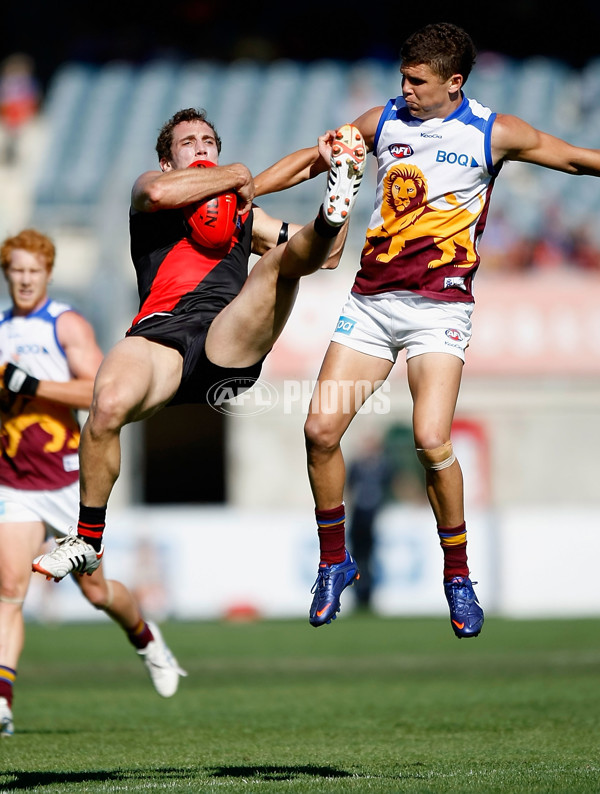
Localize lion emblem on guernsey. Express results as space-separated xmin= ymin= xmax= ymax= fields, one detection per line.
xmin=0 ymin=400 xmax=79 ymax=458
xmin=362 ymin=163 xmax=484 ymax=268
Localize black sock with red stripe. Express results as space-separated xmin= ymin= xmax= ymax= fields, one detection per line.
xmin=77 ymin=503 xmax=106 ymax=552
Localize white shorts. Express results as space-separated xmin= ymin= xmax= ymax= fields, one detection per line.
xmin=0 ymin=482 xmax=78 ymax=539
xmin=331 ymin=291 xmax=474 ymax=363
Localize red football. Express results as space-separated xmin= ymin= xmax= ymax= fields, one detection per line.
xmin=183 ymin=160 xmax=238 ymax=248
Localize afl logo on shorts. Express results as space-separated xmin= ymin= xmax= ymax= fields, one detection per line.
xmin=445 ymin=329 xmax=463 ymax=342
xmin=388 ymin=143 xmax=414 ymax=159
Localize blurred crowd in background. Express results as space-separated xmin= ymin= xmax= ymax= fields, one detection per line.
xmin=4 ymin=42 xmax=600 ymax=275
xmin=480 ymin=205 xmax=600 ymax=273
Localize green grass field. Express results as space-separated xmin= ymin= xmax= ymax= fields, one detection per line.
xmin=2 ymin=615 xmax=599 ymax=793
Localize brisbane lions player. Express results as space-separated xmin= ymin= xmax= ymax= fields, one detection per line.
xmin=0 ymin=229 xmax=187 ymax=738
xmin=254 ymin=22 xmax=600 ymax=637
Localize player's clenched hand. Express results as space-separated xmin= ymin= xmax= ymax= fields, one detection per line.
xmin=318 ymin=130 xmax=337 ymax=166
xmin=3 ymin=362 xmax=39 ymax=396
xmin=226 ymin=163 xmax=255 ymax=215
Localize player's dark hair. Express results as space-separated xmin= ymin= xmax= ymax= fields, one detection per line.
xmin=155 ymin=108 xmax=222 ymax=162
xmin=400 ymin=22 xmax=477 ymax=84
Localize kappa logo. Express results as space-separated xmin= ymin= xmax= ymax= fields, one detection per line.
xmin=335 ymin=316 xmax=356 ymax=335
xmin=388 ymin=143 xmax=414 ymax=159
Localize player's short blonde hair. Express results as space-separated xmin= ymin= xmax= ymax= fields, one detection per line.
xmin=0 ymin=228 xmax=55 ymax=273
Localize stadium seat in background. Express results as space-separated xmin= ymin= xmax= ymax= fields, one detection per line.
xmin=60 ymin=63 xmax=134 ymax=213
xmin=282 ymin=60 xmax=346 ymax=156
xmin=511 ymin=57 xmax=578 ymax=136
xmin=239 ymin=59 xmax=304 ymax=174
xmin=33 ymin=63 xmax=93 ymax=224
xmin=202 ymin=60 xmax=265 ymax=163
xmin=99 ymin=61 xmax=180 ymax=208
xmin=465 ymin=52 xmax=515 ymax=113
xmin=165 ymin=60 xmax=223 ymax=123
xmin=579 ymin=57 xmax=600 ymax=119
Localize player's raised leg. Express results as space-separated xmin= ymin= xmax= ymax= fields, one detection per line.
xmin=206 ymin=125 xmax=366 ymax=369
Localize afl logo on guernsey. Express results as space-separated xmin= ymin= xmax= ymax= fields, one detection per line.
xmin=388 ymin=143 xmax=414 ymax=159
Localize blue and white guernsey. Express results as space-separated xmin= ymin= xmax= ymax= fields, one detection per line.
xmin=0 ymin=299 xmax=81 ymax=490
xmin=355 ymin=94 xmax=499 ymax=303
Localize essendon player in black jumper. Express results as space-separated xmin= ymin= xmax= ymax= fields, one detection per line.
xmin=126 ymin=160 xmax=259 ymax=405
xmin=32 ymin=108 xmax=366 ymax=578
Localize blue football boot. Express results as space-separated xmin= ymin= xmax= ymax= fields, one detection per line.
xmin=309 ymin=550 xmax=360 ymax=627
xmin=444 ymin=576 xmax=484 ymax=638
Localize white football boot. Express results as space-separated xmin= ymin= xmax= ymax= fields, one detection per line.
xmin=323 ymin=123 xmax=366 ymax=226
xmin=32 ymin=529 xmax=104 ymax=581
xmin=137 ymin=622 xmax=188 ymax=698
xmin=0 ymin=697 xmax=14 ymax=737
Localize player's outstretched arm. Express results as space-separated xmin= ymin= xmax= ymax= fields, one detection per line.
xmin=493 ymin=113 xmax=600 ymax=176
xmin=254 ymin=144 xmax=327 ymax=197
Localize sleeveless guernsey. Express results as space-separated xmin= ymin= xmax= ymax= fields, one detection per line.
xmin=0 ymin=300 xmax=80 ymax=490
xmin=354 ymin=94 xmax=499 ymax=303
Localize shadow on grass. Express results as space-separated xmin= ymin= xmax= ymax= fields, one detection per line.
xmin=210 ymin=765 xmax=353 ymax=780
xmin=1 ymin=765 xmax=351 ymax=789
xmin=0 ymin=769 xmax=183 ymax=790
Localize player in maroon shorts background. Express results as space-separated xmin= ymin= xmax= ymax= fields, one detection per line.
xmin=0 ymin=229 xmax=187 ymax=737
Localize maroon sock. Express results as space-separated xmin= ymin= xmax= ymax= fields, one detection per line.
xmin=0 ymin=666 xmax=16 ymax=707
xmin=316 ymin=504 xmax=346 ymax=564
xmin=127 ymin=619 xmax=154 ymax=650
xmin=437 ymin=522 xmax=469 ymax=580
